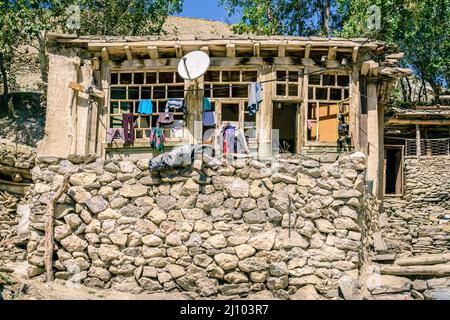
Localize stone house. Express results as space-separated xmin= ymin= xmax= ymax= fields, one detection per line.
xmin=38 ymin=34 xmax=410 ymax=199
xmin=10 ymin=33 xmax=450 ymax=299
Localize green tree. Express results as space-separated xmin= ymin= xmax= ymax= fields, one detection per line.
xmin=0 ymin=0 xmax=37 ymax=113
xmin=78 ymin=0 xmax=184 ymax=36
xmin=338 ymin=0 xmax=450 ymax=103
xmin=0 ymin=0 xmax=184 ymax=114
xmin=219 ymin=0 xmax=337 ymax=36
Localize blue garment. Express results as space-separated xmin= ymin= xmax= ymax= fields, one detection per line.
xmin=202 ymin=112 xmax=216 ymax=127
xmin=203 ymin=98 xmax=212 ymax=111
xmin=138 ymin=99 xmax=153 ymax=115
xmin=248 ymin=82 xmax=263 ymax=116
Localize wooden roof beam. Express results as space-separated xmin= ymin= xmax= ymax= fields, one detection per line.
xmin=101 ymin=47 xmax=109 ymax=61
xmin=147 ymin=46 xmax=159 ymax=59
xmin=124 ymin=45 xmax=132 ymax=61
xmin=361 ymin=60 xmax=372 ymax=75
xmin=200 ymin=45 xmax=209 ymax=56
xmin=91 ymin=57 xmax=100 ymax=71
xmin=304 ymin=44 xmax=311 ymax=59
xmin=278 ymin=44 xmax=286 ymax=57
xmin=226 ymin=43 xmax=236 ymax=57
xmin=328 ymin=46 xmax=337 ymax=60
xmin=352 ymin=47 xmax=359 ymax=63
xmin=386 ymin=118 xmax=450 ymax=126
xmin=175 ymin=44 xmax=183 ymax=58
xmin=253 ymin=42 xmax=260 ymax=57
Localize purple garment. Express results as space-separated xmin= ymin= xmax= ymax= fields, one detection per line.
xmin=106 ymin=128 xmax=125 ymax=144
xmin=224 ymin=126 xmax=236 ymax=154
xmin=202 ymin=112 xmax=216 ymax=127
xmin=122 ymin=113 xmax=135 ymax=144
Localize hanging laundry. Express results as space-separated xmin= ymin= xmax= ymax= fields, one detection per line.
xmin=202 ymin=111 xmax=216 ymax=127
xmin=307 ymin=120 xmax=313 ymax=130
xmin=122 ymin=113 xmax=135 ymax=144
xmin=171 ymin=127 xmax=184 ymax=139
xmin=106 ymin=128 xmax=125 ymax=144
xmin=222 ymin=123 xmax=236 ymax=154
xmin=150 ymin=127 xmax=166 ymax=152
xmin=166 ymin=98 xmax=184 ymax=109
xmin=165 ymin=99 xmax=184 ymax=115
xmin=157 ymin=112 xmax=174 ymax=126
xmin=138 ymin=99 xmax=153 ymax=115
xmin=248 ymin=82 xmax=263 ymax=116
xmin=203 ymin=97 xmax=212 ymax=111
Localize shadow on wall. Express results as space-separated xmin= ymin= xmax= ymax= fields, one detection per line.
xmin=0 ymin=93 xmax=46 ymax=147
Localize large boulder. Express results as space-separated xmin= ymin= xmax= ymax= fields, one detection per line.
xmin=290 ymin=285 xmax=321 ymax=300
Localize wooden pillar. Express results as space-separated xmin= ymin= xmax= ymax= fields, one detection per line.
xmin=98 ymin=62 xmax=110 ymax=159
xmin=75 ymin=60 xmax=95 ymax=156
xmin=297 ymin=68 xmax=308 ymax=154
xmin=185 ymin=77 xmax=204 ymax=145
xmin=257 ymin=65 xmax=275 ymax=160
xmin=350 ymin=67 xmax=361 ymax=151
xmin=366 ymin=79 xmax=384 ymax=198
xmin=415 ymin=125 xmax=421 ymax=157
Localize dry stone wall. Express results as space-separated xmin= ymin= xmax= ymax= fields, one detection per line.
xmin=380 ymin=157 xmax=450 ymax=256
xmin=25 ymin=152 xmax=370 ymax=299
xmin=361 ymin=156 xmax=450 ymax=300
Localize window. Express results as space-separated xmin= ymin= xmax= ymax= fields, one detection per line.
xmin=275 ymin=70 xmax=303 ymax=98
xmin=204 ymin=70 xmax=257 ymax=99
xmin=306 ymin=73 xmax=351 ymax=145
xmin=307 ymin=102 xmax=350 ymax=144
xmin=109 ymin=71 xmax=185 ymax=145
xmin=308 ymin=73 xmax=350 ymax=102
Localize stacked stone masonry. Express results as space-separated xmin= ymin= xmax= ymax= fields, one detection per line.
xmin=381 ymin=157 xmax=450 ymax=255
xmin=25 ymin=152 xmax=371 ymax=299
xmin=363 ymin=156 xmax=450 ymax=300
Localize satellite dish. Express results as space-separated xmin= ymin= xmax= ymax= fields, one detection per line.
xmin=177 ymin=51 xmax=210 ymax=81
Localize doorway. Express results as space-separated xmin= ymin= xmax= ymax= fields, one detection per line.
xmin=272 ymin=102 xmax=298 ymax=154
xmin=384 ymin=146 xmax=404 ymax=195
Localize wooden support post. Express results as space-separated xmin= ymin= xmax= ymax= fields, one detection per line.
xmin=366 ymin=79 xmax=384 ymax=198
xmin=350 ymin=67 xmax=361 ymax=151
xmin=226 ymin=43 xmax=236 ymax=57
xmin=258 ymin=65 xmax=275 ymax=160
xmin=101 ymin=47 xmax=109 ymax=61
xmin=124 ymin=45 xmax=132 ymax=61
xmin=352 ymin=47 xmax=359 ymax=63
xmin=147 ymin=46 xmax=159 ymax=59
xmin=278 ymin=44 xmax=286 ymax=57
xmin=328 ymin=46 xmax=337 ymax=60
xmin=304 ymin=45 xmax=311 ymax=59
xmin=175 ymin=44 xmax=183 ymax=58
xmin=44 ymin=174 xmax=70 ymax=283
xmin=91 ymin=57 xmax=100 ymax=71
xmin=253 ymin=42 xmax=260 ymax=57
xmin=361 ymin=60 xmax=372 ymax=76
xmin=416 ymin=125 xmax=421 ymax=157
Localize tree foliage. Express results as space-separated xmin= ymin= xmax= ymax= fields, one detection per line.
xmin=221 ymin=0 xmax=449 ymax=103
xmin=78 ymin=0 xmax=183 ymax=36
xmin=219 ymin=0 xmax=337 ymax=36
xmin=0 ymin=0 xmax=183 ymax=113
xmin=338 ymin=0 xmax=450 ymax=102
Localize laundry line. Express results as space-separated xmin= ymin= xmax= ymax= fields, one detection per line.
xmin=111 ymin=56 xmax=375 ymax=95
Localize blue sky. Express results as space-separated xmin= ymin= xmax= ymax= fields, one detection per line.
xmin=176 ymin=0 xmax=240 ymax=24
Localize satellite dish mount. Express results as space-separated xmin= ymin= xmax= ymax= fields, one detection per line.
xmin=177 ymin=51 xmax=210 ymax=81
